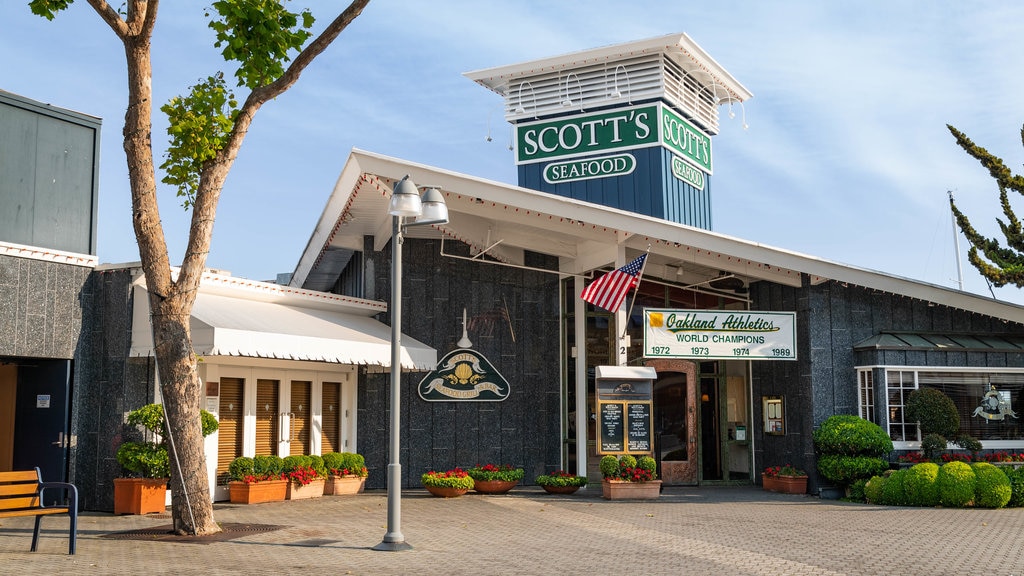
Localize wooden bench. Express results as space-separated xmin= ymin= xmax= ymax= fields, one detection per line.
xmin=0 ymin=468 xmax=78 ymax=555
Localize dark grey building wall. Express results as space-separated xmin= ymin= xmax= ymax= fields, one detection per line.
xmin=0 ymin=91 xmax=100 ymax=255
xmin=0 ymin=253 xmax=91 ymax=359
xmin=358 ymin=237 xmax=562 ymax=489
xmin=72 ymin=268 xmax=156 ymax=511
xmin=750 ymin=276 xmax=1024 ymax=494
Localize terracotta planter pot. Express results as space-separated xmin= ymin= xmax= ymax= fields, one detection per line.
xmin=114 ymin=477 xmax=168 ymax=515
xmin=229 ymin=479 xmax=288 ymax=504
xmin=424 ymin=485 xmax=469 ymax=498
xmin=601 ymin=479 xmax=661 ymax=500
xmin=286 ymin=478 xmax=326 ymax=500
xmin=472 ymin=479 xmax=519 ymax=494
xmin=762 ymin=474 xmax=808 ymax=494
xmin=324 ymin=475 xmax=366 ymax=495
xmin=541 ymin=485 xmax=581 ymax=495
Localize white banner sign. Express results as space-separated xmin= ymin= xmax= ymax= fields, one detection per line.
xmin=643 ymin=309 xmax=797 ymax=360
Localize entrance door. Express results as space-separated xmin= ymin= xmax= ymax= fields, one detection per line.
xmin=653 ymin=374 xmax=698 ymax=484
xmin=0 ymin=364 xmax=16 ymax=471
xmin=12 ymin=360 xmax=71 ymax=489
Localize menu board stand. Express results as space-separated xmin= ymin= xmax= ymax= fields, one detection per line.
xmin=594 ymin=366 xmax=656 ymax=456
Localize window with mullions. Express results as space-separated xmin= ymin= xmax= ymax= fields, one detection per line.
xmin=858 ymin=370 xmax=874 ymax=423
xmin=886 ymin=370 xmax=917 ymax=441
xmin=883 ymin=369 xmax=1024 ymax=446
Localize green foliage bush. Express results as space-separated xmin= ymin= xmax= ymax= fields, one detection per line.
xmin=637 ymin=456 xmax=657 ymax=475
xmin=954 ymin=434 xmax=983 ymax=454
xmin=972 ymin=462 xmax=1011 ymax=508
xmin=937 ymin=461 xmax=976 ymax=507
xmin=116 ymin=442 xmax=170 ymax=479
xmin=879 ymin=469 xmax=909 ymax=506
xmin=1005 ymin=467 xmax=1024 ymax=507
xmin=599 ymin=455 xmax=620 ymax=478
xmin=846 ymin=478 xmax=868 ymax=502
xmin=920 ymin=433 xmax=948 ymax=461
xmin=903 ymin=463 xmax=940 ymax=506
xmin=905 ymin=388 xmax=959 ymax=438
xmin=817 ymin=455 xmax=890 ymax=485
xmin=254 ymin=455 xmax=284 ymax=478
xmin=322 ymin=452 xmax=367 ymax=476
xmin=864 ymin=475 xmax=886 ymax=504
xmin=228 ymin=456 xmax=255 ymax=481
xmin=813 ymin=415 xmax=893 ymax=457
xmin=619 ymin=454 xmax=638 ymax=469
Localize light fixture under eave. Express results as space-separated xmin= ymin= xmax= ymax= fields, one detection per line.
xmin=388 ymin=175 xmax=421 ymax=217
xmin=415 ymin=187 xmax=449 ymax=225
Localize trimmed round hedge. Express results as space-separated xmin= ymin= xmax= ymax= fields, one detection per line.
xmin=864 ymin=475 xmax=886 ymax=504
xmin=817 ymin=455 xmax=889 ymax=485
xmin=972 ymin=462 xmax=1011 ymax=508
xmin=936 ymin=461 xmax=976 ymax=507
xmin=903 ymin=463 xmax=940 ymax=507
xmin=1006 ymin=466 xmax=1024 ymax=507
xmin=813 ymin=415 xmax=893 ymax=457
xmin=905 ymin=388 xmax=959 ymax=438
xmin=879 ymin=469 xmax=909 ymax=506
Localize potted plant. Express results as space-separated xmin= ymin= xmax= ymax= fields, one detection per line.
xmin=114 ymin=403 xmax=218 ymax=514
xmin=322 ymin=452 xmax=368 ymax=495
xmin=227 ymin=455 xmax=287 ymax=504
xmin=761 ymin=464 xmax=808 ymax=494
xmin=283 ymin=454 xmax=327 ymax=500
xmin=466 ymin=464 xmax=524 ymax=494
xmin=599 ymin=454 xmax=661 ymax=500
xmin=535 ymin=470 xmax=588 ymax=494
xmin=421 ymin=468 xmax=474 ymax=497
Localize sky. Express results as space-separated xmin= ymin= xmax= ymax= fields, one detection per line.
xmin=3 ymin=1 xmax=1024 ymax=307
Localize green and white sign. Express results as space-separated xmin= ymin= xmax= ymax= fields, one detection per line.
xmin=516 ymin=103 xmax=713 ymax=176
xmin=660 ymin=106 xmax=712 ymax=174
xmin=516 ymin=104 xmax=659 ymax=164
xmin=671 ymin=155 xmax=705 ymax=189
xmin=543 ymin=153 xmax=636 ymax=184
xmin=644 ymin=309 xmax=797 ymax=360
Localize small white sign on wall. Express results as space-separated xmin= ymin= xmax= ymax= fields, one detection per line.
xmin=36 ymin=394 xmax=51 ymax=408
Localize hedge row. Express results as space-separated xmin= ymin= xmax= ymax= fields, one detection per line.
xmin=865 ymin=462 xmax=1018 ymax=508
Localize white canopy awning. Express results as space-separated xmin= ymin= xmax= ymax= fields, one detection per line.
xmin=130 ymin=286 xmax=436 ymax=371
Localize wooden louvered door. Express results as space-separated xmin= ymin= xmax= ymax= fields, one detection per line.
xmin=321 ymin=381 xmax=341 ymax=454
xmin=216 ymin=377 xmax=244 ymax=483
xmin=255 ymin=379 xmax=279 ymax=456
xmin=289 ymin=381 xmax=311 ymax=455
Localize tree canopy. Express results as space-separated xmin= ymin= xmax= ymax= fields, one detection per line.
xmin=947 ymin=124 xmax=1024 ymax=287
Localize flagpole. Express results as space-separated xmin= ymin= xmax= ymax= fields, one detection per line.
xmin=620 ymin=246 xmax=651 ymax=342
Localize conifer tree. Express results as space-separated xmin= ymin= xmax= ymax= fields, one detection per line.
xmin=947 ymin=124 xmax=1024 ymax=287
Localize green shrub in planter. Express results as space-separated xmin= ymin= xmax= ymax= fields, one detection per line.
xmin=864 ymin=475 xmax=886 ymax=504
xmin=953 ymin=434 xmax=982 ymax=454
xmin=937 ymin=461 xmax=976 ymax=507
xmin=879 ymin=469 xmax=909 ymax=506
xmin=1005 ymin=466 xmax=1024 ymax=507
xmin=599 ymin=455 xmax=620 ymax=478
xmin=903 ymin=463 xmax=939 ymax=507
xmin=812 ymin=415 xmax=894 ymax=457
xmin=816 ymin=454 xmax=889 ymax=485
xmin=228 ymin=456 xmax=255 ymax=482
xmin=254 ymin=455 xmax=284 ymax=479
xmin=637 ymin=456 xmax=657 ymax=475
xmin=116 ymin=441 xmax=170 ymax=479
xmin=972 ymin=462 xmax=1011 ymax=509
xmin=619 ymin=454 xmax=638 ymax=469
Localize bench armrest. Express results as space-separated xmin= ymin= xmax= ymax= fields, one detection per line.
xmin=38 ymin=482 xmax=78 ymax=511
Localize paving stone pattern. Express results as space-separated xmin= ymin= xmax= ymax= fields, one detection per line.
xmin=2 ymin=487 xmax=1023 ymax=575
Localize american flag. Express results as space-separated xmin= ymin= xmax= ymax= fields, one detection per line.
xmin=581 ymin=254 xmax=647 ymax=312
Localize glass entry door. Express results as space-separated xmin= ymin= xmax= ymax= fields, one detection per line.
xmin=653 ymin=373 xmax=697 ymax=484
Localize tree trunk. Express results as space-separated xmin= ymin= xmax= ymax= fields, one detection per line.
xmin=150 ymin=294 xmax=219 ymax=535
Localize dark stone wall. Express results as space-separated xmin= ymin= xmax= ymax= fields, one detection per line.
xmin=358 ymin=237 xmax=562 ymax=489
xmin=0 ymin=254 xmax=91 ymax=359
xmin=72 ymin=268 xmax=156 ymax=510
xmin=750 ymin=276 xmax=1024 ymax=494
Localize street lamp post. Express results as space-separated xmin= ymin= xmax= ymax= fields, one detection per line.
xmin=374 ymin=175 xmax=448 ymax=552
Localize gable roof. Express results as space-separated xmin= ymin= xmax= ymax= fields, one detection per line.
xmin=293 ymin=149 xmax=1024 ymax=324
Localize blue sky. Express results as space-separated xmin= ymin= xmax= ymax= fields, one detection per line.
xmin=4 ymin=1 xmax=1024 ymax=306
